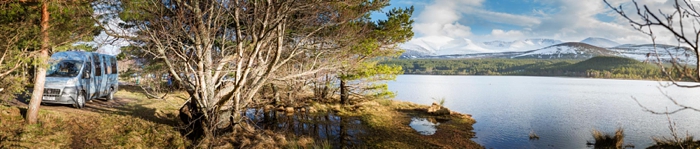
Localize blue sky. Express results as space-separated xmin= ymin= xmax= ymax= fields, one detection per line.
xmin=371 ymin=0 xmax=685 ymax=44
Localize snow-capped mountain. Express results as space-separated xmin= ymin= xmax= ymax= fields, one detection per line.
xmin=400 ymin=36 xmax=561 ymax=57
xmin=400 ymin=36 xmax=495 ymax=57
xmin=399 ymin=36 xmax=696 ymax=63
xmin=512 ymin=42 xmax=618 ymax=59
xmin=482 ymin=39 xmax=562 ymax=51
xmin=609 ymin=44 xmax=696 ymax=63
xmin=580 ymin=37 xmax=620 ymax=48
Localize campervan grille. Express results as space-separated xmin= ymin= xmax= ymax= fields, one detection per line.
xmin=43 ymin=88 xmax=61 ymax=97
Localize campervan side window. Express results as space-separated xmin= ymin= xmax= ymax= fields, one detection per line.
xmin=93 ymin=54 xmax=102 ymax=76
xmin=104 ymin=55 xmax=111 ymax=74
xmin=84 ymin=60 xmax=92 ymax=75
xmin=111 ymin=57 xmax=117 ymax=74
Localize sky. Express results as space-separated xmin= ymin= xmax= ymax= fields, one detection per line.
xmin=91 ymin=0 xmax=694 ymax=55
xmin=371 ymin=0 xmax=694 ymax=45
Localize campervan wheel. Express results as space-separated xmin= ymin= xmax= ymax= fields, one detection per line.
xmin=73 ymin=91 xmax=85 ymax=109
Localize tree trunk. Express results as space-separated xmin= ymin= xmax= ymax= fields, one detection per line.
xmin=26 ymin=2 xmax=49 ymax=124
xmin=340 ymin=79 xmax=348 ymax=105
xmin=272 ymin=84 xmax=280 ymax=105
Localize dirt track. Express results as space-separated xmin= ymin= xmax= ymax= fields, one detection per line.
xmin=9 ymin=94 xmax=135 ymax=113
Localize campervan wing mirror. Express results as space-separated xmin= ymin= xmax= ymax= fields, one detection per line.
xmin=83 ymin=70 xmax=90 ymax=79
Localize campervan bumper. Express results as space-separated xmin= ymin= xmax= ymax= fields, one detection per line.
xmin=41 ymin=87 xmax=79 ymax=105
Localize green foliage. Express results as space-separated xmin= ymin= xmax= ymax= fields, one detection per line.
xmin=382 ymin=56 xmax=670 ymax=80
xmin=338 ymin=6 xmax=414 ymax=100
xmin=0 ymin=75 xmax=28 ymax=102
xmin=0 ymin=1 xmax=97 ymax=100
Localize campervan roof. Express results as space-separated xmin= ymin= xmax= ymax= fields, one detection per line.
xmin=51 ymin=51 xmax=90 ymax=61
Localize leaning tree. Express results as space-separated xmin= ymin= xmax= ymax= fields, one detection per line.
xmin=98 ymin=0 xmax=413 ymax=142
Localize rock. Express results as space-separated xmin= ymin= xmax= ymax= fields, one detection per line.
xmin=427 ymin=103 xmax=450 ymax=116
xmin=263 ymin=105 xmax=274 ymax=112
xmin=276 ymin=106 xmax=285 ymax=111
xmin=285 ymin=107 xmax=295 ymax=113
xmin=307 ymin=106 xmax=317 ymax=113
xmin=432 ymin=108 xmax=451 ymax=116
xmin=427 ymin=103 xmax=441 ymax=113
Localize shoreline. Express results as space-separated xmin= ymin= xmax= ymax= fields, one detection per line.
xmin=397 ymin=73 xmax=686 ymax=82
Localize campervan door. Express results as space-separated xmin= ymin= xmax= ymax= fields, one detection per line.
xmin=91 ymin=53 xmax=106 ymax=99
xmin=102 ymin=54 xmax=118 ymax=98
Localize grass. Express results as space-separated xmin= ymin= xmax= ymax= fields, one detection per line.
xmin=0 ymin=85 xmax=189 ymax=148
xmin=529 ymin=130 xmax=539 ymax=140
xmin=329 ymin=98 xmax=481 ymax=148
xmin=432 ymin=97 xmax=446 ymax=106
xmin=1 ymin=85 xmax=482 ymax=148
xmin=286 ymin=98 xmax=481 ymax=148
xmin=590 ymin=128 xmax=624 ymax=149
xmin=651 ymin=135 xmax=700 ymax=148
xmin=285 ymin=136 xmax=332 ymax=149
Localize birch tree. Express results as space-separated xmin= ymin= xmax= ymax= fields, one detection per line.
xmin=605 ymin=0 xmax=700 ymax=114
xmin=106 ymin=0 xmax=394 ymax=140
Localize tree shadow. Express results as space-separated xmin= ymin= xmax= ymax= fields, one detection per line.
xmin=85 ymin=97 xmax=180 ymax=127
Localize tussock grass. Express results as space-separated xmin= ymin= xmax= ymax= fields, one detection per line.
xmin=285 ymin=136 xmax=332 ymax=149
xmin=651 ymin=136 xmax=700 ymax=148
xmin=432 ymin=97 xmax=446 ymax=106
xmin=529 ymin=130 xmax=539 ymax=140
xmin=590 ymin=128 xmax=624 ymax=149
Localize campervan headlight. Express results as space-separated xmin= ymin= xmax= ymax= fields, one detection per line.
xmin=62 ymin=87 xmax=77 ymax=96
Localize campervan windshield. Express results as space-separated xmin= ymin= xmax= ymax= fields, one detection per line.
xmin=46 ymin=60 xmax=83 ymax=77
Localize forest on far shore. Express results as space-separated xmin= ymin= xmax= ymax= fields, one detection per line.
xmin=380 ymin=56 xmax=683 ymax=80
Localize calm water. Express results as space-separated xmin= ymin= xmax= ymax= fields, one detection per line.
xmin=388 ymin=75 xmax=700 ymax=148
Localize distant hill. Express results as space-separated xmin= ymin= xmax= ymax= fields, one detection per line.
xmin=580 ymin=37 xmax=620 ymax=47
xmin=381 ymin=56 xmax=664 ymax=80
xmin=399 ymin=37 xmax=695 ymax=64
xmin=561 ymin=56 xmax=656 ymax=72
xmin=511 ymin=42 xmax=618 ymax=59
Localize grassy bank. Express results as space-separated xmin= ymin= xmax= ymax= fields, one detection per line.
xmin=0 ymin=86 xmax=189 ymax=148
xmin=310 ymin=99 xmax=482 ymax=148
xmin=1 ymin=86 xmax=481 ymax=148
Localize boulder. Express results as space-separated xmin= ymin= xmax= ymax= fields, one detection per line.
xmin=276 ymin=105 xmax=285 ymax=111
xmin=427 ymin=103 xmax=450 ymax=116
xmin=427 ymin=102 xmax=440 ymax=113
xmin=285 ymin=107 xmax=295 ymax=113
xmin=263 ymin=105 xmax=274 ymax=112
xmin=307 ymin=106 xmax=317 ymax=113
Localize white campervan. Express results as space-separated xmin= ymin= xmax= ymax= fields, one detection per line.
xmin=42 ymin=51 xmax=119 ymax=108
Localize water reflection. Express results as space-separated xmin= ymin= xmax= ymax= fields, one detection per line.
xmin=388 ymin=75 xmax=700 ymax=148
xmin=409 ymin=117 xmax=450 ymax=135
xmin=245 ymin=108 xmax=365 ymax=148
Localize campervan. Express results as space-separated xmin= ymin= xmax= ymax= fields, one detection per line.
xmin=41 ymin=51 xmax=119 ymax=108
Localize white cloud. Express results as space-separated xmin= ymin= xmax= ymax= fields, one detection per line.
xmin=470 ymin=9 xmax=542 ymax=27
xmin=412 ymin=0 xmax=484 ymax=37
xmin=487 ymin=29 xmax=526 ymax=41
xmin=405 ymin=0 xmax=700 ymax=51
